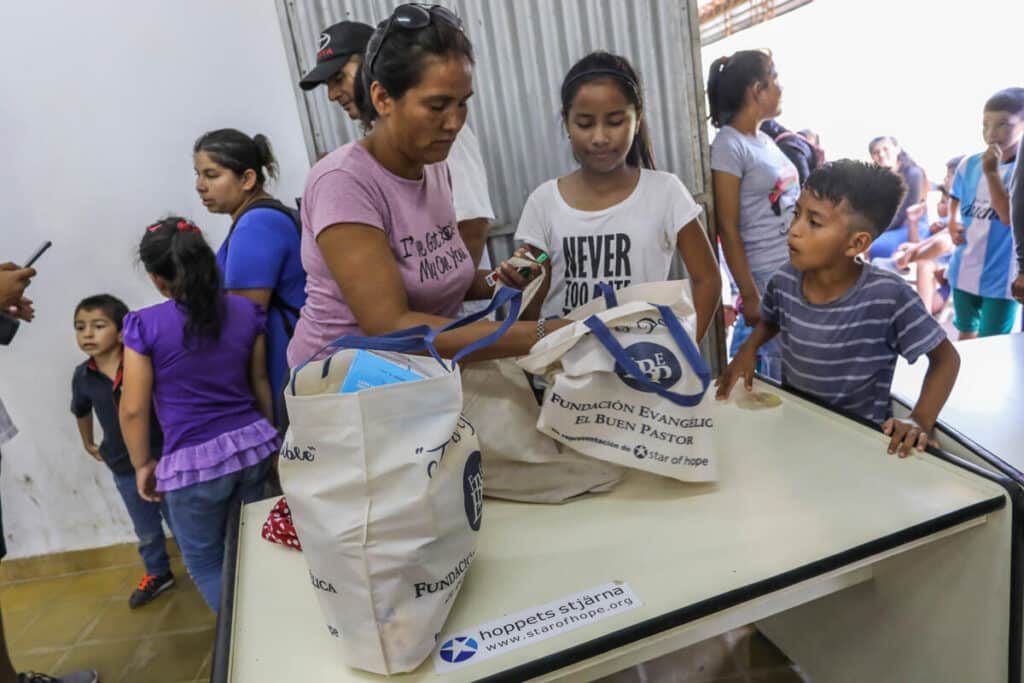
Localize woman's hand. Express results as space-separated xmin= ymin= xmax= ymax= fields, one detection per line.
xmin=494 ymin=246 xmax=543 ymax=289
xmin=136 ymin=460 xmax=160 ymax=502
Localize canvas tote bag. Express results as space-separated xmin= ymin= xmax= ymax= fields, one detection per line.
xmin=461 ymin=257 xmax=624 ymax=502
xmin=278 ymin=287 xmax=522 ymax=674
xmin=519 ymin=281 xmax=717 ymax=482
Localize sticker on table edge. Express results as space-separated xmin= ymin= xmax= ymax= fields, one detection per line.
xmin=434 ymin=581 xmax=643 ymax=674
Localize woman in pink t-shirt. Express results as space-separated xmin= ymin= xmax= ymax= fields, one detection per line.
xmin=287 ymin=5 xmax=566 ymax=367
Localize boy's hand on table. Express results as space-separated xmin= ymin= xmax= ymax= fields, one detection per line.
xmin=881 ymin=416 xmax=930 ymax=457
xmin=715 ymin=349 xmax=756 ymax=400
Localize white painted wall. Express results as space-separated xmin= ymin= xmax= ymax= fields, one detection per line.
xmin=0 ymin=1 xmax=310 ymax=558
xmin=703 ymin=0 xmax=1024 ymax=196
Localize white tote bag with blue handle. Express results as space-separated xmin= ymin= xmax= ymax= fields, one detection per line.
xmin=461 ymin=257 xmax=625 ymax=503
xmin=519 ymin=281 xmax=718 ymax=482
xmin=278 ymin=286 xmax=521 ymax=674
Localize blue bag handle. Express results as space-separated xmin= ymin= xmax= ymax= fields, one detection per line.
xmin=582 ymin=303 xmax=710 ymax=407
xmin=428 ymin=285 xmax=523 ymax=367
xmin=595 ymin=282 xmax=619 ymax=309
xmin=291 ymin=286 xmax=526 ymax=393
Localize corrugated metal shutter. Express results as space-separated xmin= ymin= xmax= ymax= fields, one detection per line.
xmin=277 ymin=0 xmax=710 ymax=225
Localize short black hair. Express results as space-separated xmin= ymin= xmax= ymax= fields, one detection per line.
xmin=74 ymin=294 xmax=129 ymax=330
xmin=803 ymin=160 xmax=906 ymax=238
xmin=984 ymin=87 xmax=1024 ymax=116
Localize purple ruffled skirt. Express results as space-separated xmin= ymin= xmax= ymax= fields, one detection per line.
xmin=156 ymin=418 xmax=281 ymax=493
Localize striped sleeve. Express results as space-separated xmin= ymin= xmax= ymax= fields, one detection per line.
xmin=887 ymin=282 xmax=945 ymax=363
xmin=759 ymin=272 xmax=783 ymax=324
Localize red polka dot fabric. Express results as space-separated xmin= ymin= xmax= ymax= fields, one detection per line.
xmin=261 ymin=496 xmax=303 ymax=551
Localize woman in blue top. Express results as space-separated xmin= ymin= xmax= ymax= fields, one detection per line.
xmin=193 ymin=129 xmax=306 ymax=427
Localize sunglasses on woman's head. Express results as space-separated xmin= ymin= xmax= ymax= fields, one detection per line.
xmin=366 ymin=4 xmax=463 ymax=79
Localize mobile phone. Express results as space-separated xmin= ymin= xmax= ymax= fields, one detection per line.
xmin=23 ymin=240 xmax=52 ymax=268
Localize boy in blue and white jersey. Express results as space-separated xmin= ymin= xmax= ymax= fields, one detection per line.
xmin=717 ymin=160 xmax=960 ymax=457
xmin=947 ymin=87 xmax=1024 ymax=338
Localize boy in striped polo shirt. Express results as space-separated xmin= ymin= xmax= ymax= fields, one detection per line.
xmin=948 ymin=88 xmax=1024 ymax=338
xmin=717 ymin=160 xmax=961 ymax=457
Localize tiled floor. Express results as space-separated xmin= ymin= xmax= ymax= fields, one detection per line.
xmin=1 ymin=550 xmax=214 ymax=683
xmin=0 ymin=547 xmax=805 ymax=683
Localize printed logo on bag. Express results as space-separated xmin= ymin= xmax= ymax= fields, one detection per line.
xmin=414 ymin=551 xmax=476 ymax=598
xmin=613 ymin=342 xmax=682 ymax=392
xmin=280 ymin=442 xmax=316 ymax=462
xmin=463 ymin=451 xmax=483 ymax=531
xmin=439 ymin=636 xmax=478 ymax=663
xmin=309 ymin=570 xmax=337 ymax=594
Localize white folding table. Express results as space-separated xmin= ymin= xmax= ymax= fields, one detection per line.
xmin=214 ymin=380 xmax=1020 ymax=683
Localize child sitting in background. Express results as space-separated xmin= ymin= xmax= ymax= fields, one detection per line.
xmin=119 ymin=218 xmax=278 ymax=612
xmin=717 ymin=160 xmax=960 ymax=456
xmin=71 ymin=294 xmax=173 ymax=609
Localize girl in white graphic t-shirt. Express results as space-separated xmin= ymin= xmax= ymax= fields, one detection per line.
xmin=512 ymin=51 xmax=720 ymax=341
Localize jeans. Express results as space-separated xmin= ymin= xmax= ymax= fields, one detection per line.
xmin=728 ymin=268 xmax=782 ymax=381
xmin=112 ymin=471 xmax=171 ymax=577
xmin=164 ymin=458 xmax=271 ymax=612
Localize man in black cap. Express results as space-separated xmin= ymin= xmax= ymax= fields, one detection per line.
xmin=299 ymin=21 xmax=375 ymax=120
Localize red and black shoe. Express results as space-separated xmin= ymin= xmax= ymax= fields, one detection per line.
xmin=129 ymin=572 xmax=175 ymax=609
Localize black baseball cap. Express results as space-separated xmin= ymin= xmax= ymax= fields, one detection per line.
xmin=299 ymin=21 xmax=375 ymax=91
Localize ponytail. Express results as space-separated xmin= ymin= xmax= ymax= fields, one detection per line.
xmin=139 ymin=217 xmax=224 ymax=343
xmin=706 ymin=50 xmax=773 ymax=128
xmin=193 ymin=129 xmax=278 ymax=188
xmin=629 ymin=120 xmax=656 ymax=170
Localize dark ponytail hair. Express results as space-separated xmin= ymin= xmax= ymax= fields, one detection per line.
xmin=139 ymin=217 xmax=224 ymax=343
xmin=560 ymin=51 xmax=655 ymax=170
xmin=193 ymin=129 xmax=278 ymax=189
xmin=358 ymin=16 xmax=474 ymax=127
xmin=706 ymin=49 xmax=773 ymax=128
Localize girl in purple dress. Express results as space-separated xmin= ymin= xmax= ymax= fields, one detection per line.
xmin=119 ymin=217 xmax=279 ymax=611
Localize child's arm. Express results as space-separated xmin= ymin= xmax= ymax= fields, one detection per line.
xmin=948 ymin=197 xmax=964 ymax=245
xmin=982 ymin=144 xmax=1011 ymax=224
xmin=119 ymin=347 xmax=159 ymax=502
xmin=882 ymin=339 xmax=960 ymax=457
xmin=714 ymin=171 xmax=763 ymax=326
xmin=75 ymin=415 xmax=102 ymax=462
xmin=676 ymin=219 xmax=722 ymax=343
xmin=715 ymin=319 xmax=780 ymax=399
xmin=249 ymin=334 xmax=274 ymax=422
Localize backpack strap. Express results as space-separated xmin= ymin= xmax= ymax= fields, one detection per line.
xmin=223 ymin=198 xmax=303 ymax=335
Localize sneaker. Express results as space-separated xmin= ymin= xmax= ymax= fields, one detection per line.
xmin=129 ymin=571 xmax=175 ymax=609
xmin=19 ymin=670 xmax=99 ymax=683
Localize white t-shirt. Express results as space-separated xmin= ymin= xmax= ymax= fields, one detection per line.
xmin=450 ymin=126 xmax=497 ymax=318
xmin=515 ymin=169 xmax=703 ymax=318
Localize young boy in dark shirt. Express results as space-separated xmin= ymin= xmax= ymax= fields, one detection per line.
xmin=717 ymin=161 xmax=960 ymax=456
xmin=71 ymin=295 xmax=174 ymax=608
